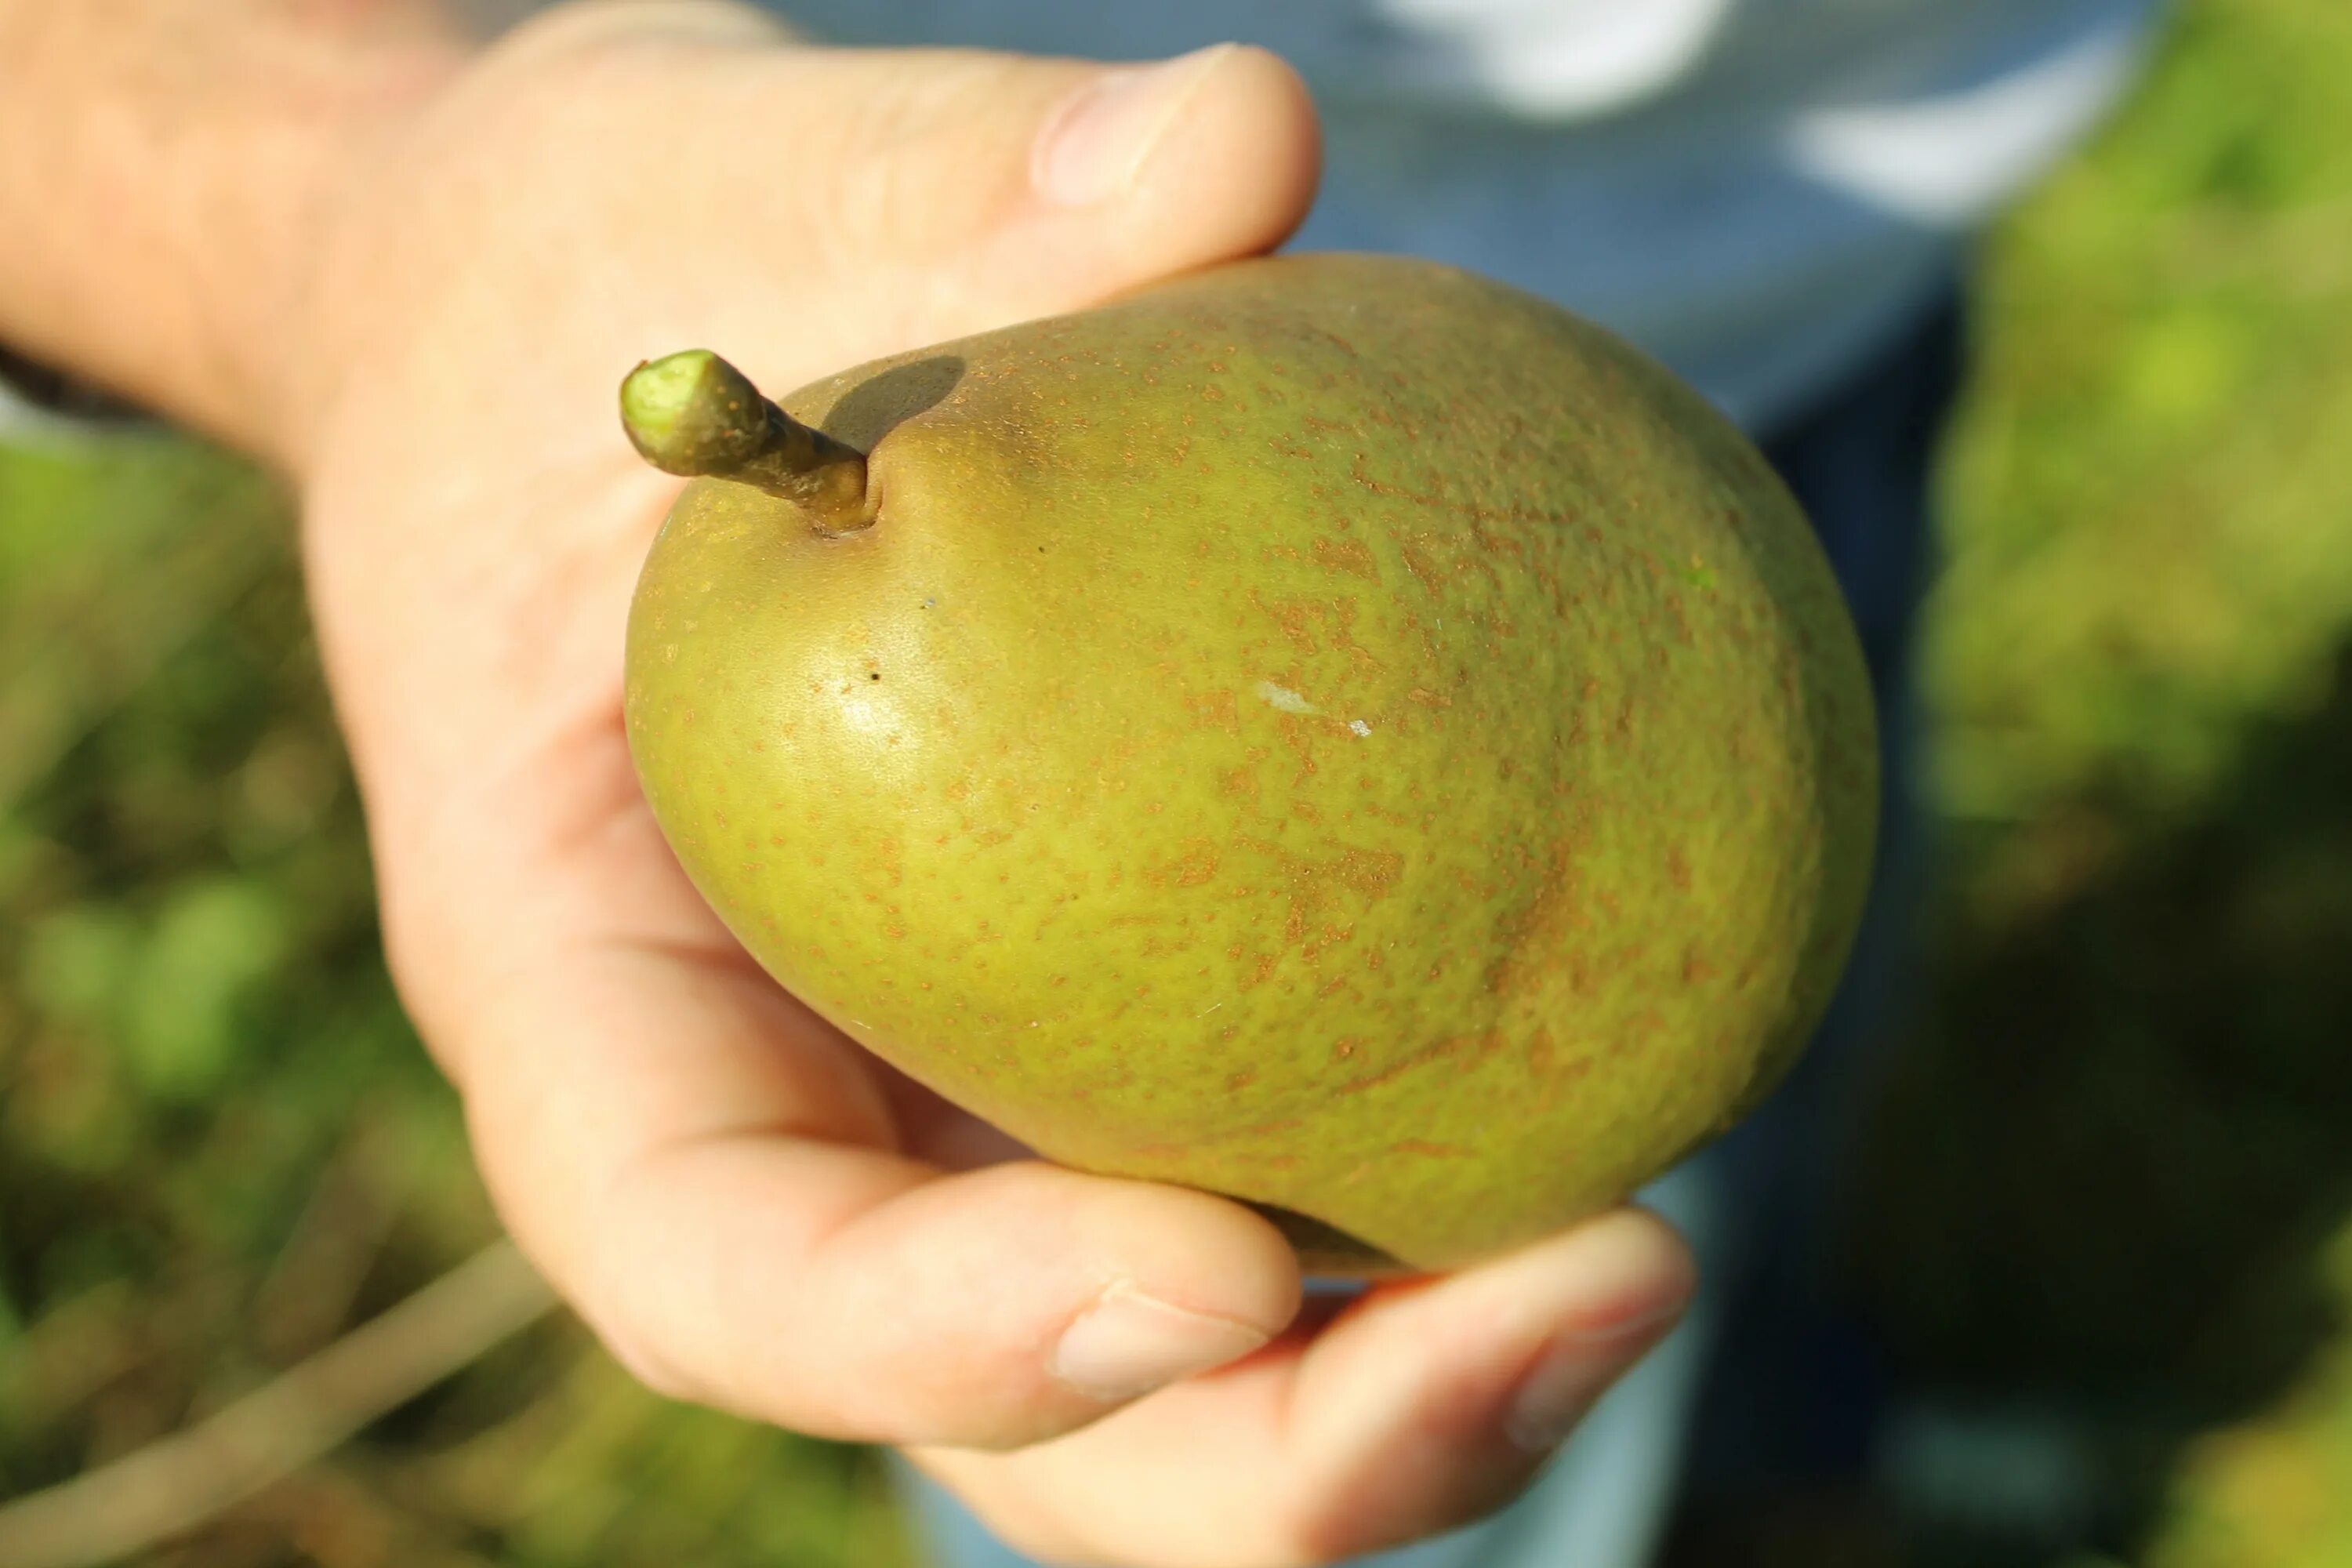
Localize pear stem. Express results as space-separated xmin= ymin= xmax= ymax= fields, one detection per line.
xmin=619 ymin=350 xmax=872 ymax=535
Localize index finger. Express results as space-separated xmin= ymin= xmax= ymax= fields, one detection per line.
xmin=393 ymin=730 xmax=1302 ymax=1451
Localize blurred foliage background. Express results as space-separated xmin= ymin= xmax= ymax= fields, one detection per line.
xmin=2 ymin=0 xmax=2349 ymax=1563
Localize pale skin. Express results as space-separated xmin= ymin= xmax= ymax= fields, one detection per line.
xmin=0 ymin=2 xmax=1698 ymax=1563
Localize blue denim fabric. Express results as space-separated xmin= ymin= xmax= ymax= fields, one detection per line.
xmin=902 ymin=285 xmax=1964 ymax=1568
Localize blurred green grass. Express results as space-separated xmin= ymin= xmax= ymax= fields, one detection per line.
xmin=1860 ymin=0 xmax=2352 ymax=1559
xmin=4 ymin=0 xmax=2351 ymax=1563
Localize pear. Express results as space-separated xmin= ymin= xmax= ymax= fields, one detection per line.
xmin=618 ymin=253 xmax=1876 ymax=1272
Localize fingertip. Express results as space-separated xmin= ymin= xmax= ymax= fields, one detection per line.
xmin=1003 ymin=1161 xmax=1307 ymax=1356
xmin=1268 ymin=1208 xmax=1697 ymax=1558
xmin=1015 ymin=41 xmax=1320 ymax=298
xmin=1536 ymin=1204 xmax=1700 ymax=1338
xmin=1048 ymin=1279 xmax=1279 ymax=1406
xmin=1332 ymin=1205 xmax=1697 ymax=1359
xmin=1127 ymin=42 xmax=1323 ymax=265
xmin=1491 ymin=1208 xmax=1697 ymax=1456
xmin=775 ymin=1160 xmax=1303 ymax=1448
xmin=1209 ymin=44 xmax=1325 ymax=233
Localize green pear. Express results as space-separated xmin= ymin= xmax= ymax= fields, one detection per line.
xmin=618 ymin=253 xmax=1877 ymax=1273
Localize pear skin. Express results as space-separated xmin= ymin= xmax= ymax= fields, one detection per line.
xmin=619 ymin=253 xmax=1878 ymax=1272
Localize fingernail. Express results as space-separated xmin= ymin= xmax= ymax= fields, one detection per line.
xmin=1034 ymin=44 xmax=1236 ymax=207
xmin=1503 ymin=1302 xmax=1682 ymax=1453
xmin=1051 ymin=1280 xmax=1270 ymax=1402
xmin=1503 ymin=1214 xmax=1694 ymax=1453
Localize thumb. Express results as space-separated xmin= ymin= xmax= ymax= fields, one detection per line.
xmin=375 ymin=12 xmax=1323 ymax=435
xmin=735 ymin=38 xmax=1325 ymax=333
xmin=987 ymin=42 xmax=1326 ymax=313
xmin=530 ymin=16 xmax=1325 ymax=354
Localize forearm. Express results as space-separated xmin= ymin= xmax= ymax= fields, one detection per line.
xmin=0 ymin=1 xmax=467 ymax=458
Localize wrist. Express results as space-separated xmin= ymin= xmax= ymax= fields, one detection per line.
xmin=0 ymin=3 xmax=470 ymax=462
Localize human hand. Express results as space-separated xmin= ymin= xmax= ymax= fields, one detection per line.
xmin=278 ymin=4 xmax=1697 ymax=1563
